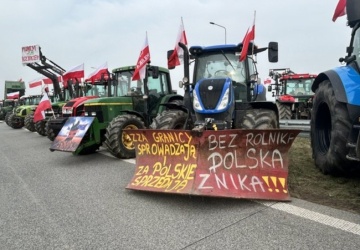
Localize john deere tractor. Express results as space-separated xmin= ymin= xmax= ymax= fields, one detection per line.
xmin=51 ymin=65 xmax=183 ymax=157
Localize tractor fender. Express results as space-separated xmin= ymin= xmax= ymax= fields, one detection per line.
xmin=312 ymin=66 xmax=360 ymax=105
xmin=121 ymin=110 xmax=145 ymax=121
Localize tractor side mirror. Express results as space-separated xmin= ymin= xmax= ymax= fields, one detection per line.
xmin=268 ymin=42 xmax=278 ymax=63
xmin=268 ymin=85 xmax=272 ymax=92
xmin=167 ymin=50 xmax=175 ymax=69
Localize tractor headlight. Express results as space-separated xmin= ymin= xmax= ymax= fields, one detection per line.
xmin=216 ymin=88 xmax=230 ymax=111
xmin=193 ymin=91 xmax=203 ymax=111
xmin=62 ymin=107 xmax=73 ymax=115
xmin=84 ymin=112 xmax=89 ymax=116
xmin=91 ymin=112 xmax=97 ymax=116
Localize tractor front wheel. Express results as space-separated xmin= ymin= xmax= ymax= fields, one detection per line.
xmin=5 ymin=112 xmax=12 ymax=126
xmin=9 ymin=114 xmax=23 ymax=129
xmin=104 ymin=114 xmax=145 ymax=159
xmin=150 ymin=110 xmax=187 ymax=129
xmin=310 ymin=80 xmax=355 ymax=175
xmin=35 ymin=120 xmax=47 ymax=136
xmin=45 ymin=117 xmax=58 ymax=141
xmin=24 ymin=114 xmax=36 ymax=132
xmin=241 ymin=108 xmax=279 ymax=129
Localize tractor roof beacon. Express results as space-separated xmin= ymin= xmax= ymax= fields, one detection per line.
xmin=310 ymin=0 xmax=360 ymax=175
xmin=151 ymin=41 xmax=280 ymax=132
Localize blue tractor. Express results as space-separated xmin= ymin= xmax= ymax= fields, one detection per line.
xmin=311 ymin=0 xmax=360 ymax=175
xmin=151 ymin=41 xmax=279 ymax=131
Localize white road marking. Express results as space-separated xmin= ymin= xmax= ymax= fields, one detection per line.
xmin=259 ymin=201 xmax=360 ymax=236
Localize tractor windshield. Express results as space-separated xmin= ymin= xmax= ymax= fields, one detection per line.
xmin=114 ymin=69 xmax=171 ymax=97
xmin=115 ymin=71 xmax=138 ymax=96
xmin=286 ymin=79 xmax=314 ymax=96
xmin=85 ymin=83 xmax=109 ymax=97
xmin=194 ymin=52 xmax=247 ymax=84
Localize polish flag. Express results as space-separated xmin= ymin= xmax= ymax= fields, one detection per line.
xmin=62 ymin=63 xmax=84 ymax=83
xmin=264 ymin=78 xmax=272 ymax=84
xmin=29 ymin=77 xmax=43 ymax=88
xmin=168 ymin=18 xmax=188 ymax=69
xmin=7 ymin=91 xmax=20 ymax=99
xmin=132 ymin=33 xmax=151 ymax=81
xmin=332 ymin=0 xmax=346 ymax=22
xmin=33 ymin=92 xmax=52 ymax=122
xmin=85 ymin=62 xmax=108 ymax=83
xmin=239 ymin=16 xmax=255 ymax=62
xmin=43 ymin=77 xmax=56 ymax=84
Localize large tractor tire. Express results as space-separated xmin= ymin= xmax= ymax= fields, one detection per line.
xmin=24 ymin=114 xmax=36 ymax=132
xmin=5 ymin=112 xmax=12 ymax=126
xmin=45 ymin=117 xmax=58 ymax=141
xmin=9 ymin=114 xmax=23 ymax=129
xmin=35 ymin=120 xmax=47 ymax=136
xmin=150 ymin=110 xmax=187 ymax=129
xmin=240 ymin=108 xmax=279 ymax=129
xmin=276 ymin=102 xmax=292 ymax=120
xmin=104 ymin=114 xmax=145 ymax=159
xmin=310 ymin=80 xmax=356 ymax=176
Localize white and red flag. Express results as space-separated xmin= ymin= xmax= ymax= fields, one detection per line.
xmin=240 ymin=12 xmax=256 ymax=62
xmin=168 ymin=18 xmax=188 ymax=68
xmin=132 ymin=33 xmax=151 ymax=81
xmin=33 ymin=92 xmax=52 ymax=122
xmin=332 ymin=0 xmax=346 ymax=22
xmin=7 ymin=91 xmax=20 ymax=99
xmin=85 ymin=62 xmax=108 ymax=83
xmin=43 ymin=77 xmax=59 ymax=85
xmin=28 ymin=77 xmax=43 ymax=88
xmin=62 ymin=63 xmax=84 ymax=83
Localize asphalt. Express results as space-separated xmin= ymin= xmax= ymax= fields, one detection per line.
xmin=0 ymin=122 xmax=359 ymax=250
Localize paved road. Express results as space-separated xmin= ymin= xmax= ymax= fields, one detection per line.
xmin=1 ymin=122 xmax=360 ymax=249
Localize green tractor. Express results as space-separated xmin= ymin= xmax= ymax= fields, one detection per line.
xmin=8 ymin=95 xmax=42 ymax=129
xmin=1 ymin=99 xmax=18 ymax=123
xmin=50 ymin=65 xmax=183 ymax=157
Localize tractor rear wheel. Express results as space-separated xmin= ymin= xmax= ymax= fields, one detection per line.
xmin=150 ymin=110 xmax=187 ymax=129
xmin=24 ymin=114 xmax=36 ymax=132
xmin=241 ymin=108 xmax=279 ymax=129
xmin=45 ymin=117 xmax=57 ymax=141
xmin=35 ymin=120 xmax=47 ymax=136
xmin=105 ymin=114 xmax=145 ymax=159
xmin=276 ymin=102 xmax=292 ymax=120
xmin=310 ymin=80 xmax=355 ymax=175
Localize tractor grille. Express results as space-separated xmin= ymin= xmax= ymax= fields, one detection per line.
xmin=198 ymin=78 xmax=226 ymax=110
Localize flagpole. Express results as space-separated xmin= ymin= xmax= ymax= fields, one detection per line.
xmin=251 ymin=10 xmax=256 ymax=59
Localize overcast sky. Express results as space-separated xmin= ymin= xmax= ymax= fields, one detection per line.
xmin=0 ymin=0 xmax=350 ymax=98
